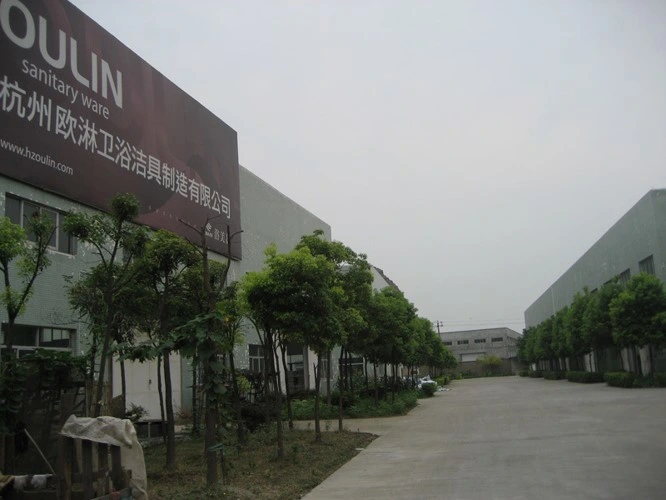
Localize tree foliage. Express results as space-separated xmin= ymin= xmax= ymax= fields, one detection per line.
xmin=518 ymin=273 xmax=666 ymax=373
xmin=610 ymin=274 xmax=666 ymax=349
xmin=0 ymin=213 xmax=54 ymax=353
xmin=64 ymin=193 xmax=147 ymax=416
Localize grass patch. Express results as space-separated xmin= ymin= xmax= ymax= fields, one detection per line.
xmin=144 ymin=428 xmax=375 ymax=499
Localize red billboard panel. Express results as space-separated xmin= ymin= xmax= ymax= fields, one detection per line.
xmin=0 ymin=0 xmax=241 ymax=258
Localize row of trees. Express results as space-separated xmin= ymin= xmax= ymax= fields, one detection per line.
xmin=1 ymin=193 xmax=456 ymax=485
xmin=240 ymin=231 xmax=457 ymax=445
xmin=517 ymin=273 xmax=666 ymax=374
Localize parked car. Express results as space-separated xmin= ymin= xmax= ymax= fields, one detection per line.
xmin=417 ymin=376 xmax=437 ymax=389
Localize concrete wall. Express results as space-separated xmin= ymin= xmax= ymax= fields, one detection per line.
xmin=525 ymin=189 xmax=666 ymax=327
xmin=446 ymin=358 xmax=519 ymax=377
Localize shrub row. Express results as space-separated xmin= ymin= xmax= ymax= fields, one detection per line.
xmin=604 ymin=371 xmax=666 ymax=388
xmin=566 ymin=371 xmax=605 ymax=383
xmin=347 ymin=391 xmax=418 ymax=418
xmin=543 ymin=370 xmax=566 ymax=380
xmin=518 ymin=370 xmax=529 ymax=377
xmin=528 ymin=370 xmax=543 ymax=378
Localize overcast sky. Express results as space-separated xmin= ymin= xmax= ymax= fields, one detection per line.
xmin=71 ymin=0 xmax=665 ymax=333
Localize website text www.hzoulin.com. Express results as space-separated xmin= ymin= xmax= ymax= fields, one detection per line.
xmin=0 ymin=138 xmax=74 ymax=176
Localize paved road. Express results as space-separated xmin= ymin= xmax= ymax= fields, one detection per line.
xmin=304 ymin=377 xmax=666 ymax=500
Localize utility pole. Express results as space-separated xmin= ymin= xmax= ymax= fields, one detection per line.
xmin=435 ymin=320 xmax=444 ymax=335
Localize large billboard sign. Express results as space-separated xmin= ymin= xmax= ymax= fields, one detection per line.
xmin=0 ymin=0 xmax=241 ymax=258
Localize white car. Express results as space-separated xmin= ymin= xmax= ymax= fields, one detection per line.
xmin=417 ymin=376 xmax=437 ymax=389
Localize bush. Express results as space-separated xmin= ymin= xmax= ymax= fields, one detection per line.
xmin=419 ymin=384 xmax=437 ymax=397
xmin=543 ymin=371 xmax=566 ymax=380
xmin=604 ymin=371 xmax=635 ymax=388
xmin=518 ymin=370 xmax=529 ymax=377
xmin=654 ymin=372 xmax=666 ymax=387
xmin=288 ymin=398 xmax=337 ymax=421
xmin=435 ymin=375 xmax=450 ymax=386
xmin=566 ymin=371 xmax=605 ymax=383
xmin=528 ymin=370 xmax=543 ymax=378
xmin=605 ymin=371 xmax=666 ymax=388
xmin=354 ymin=391 xmax=418 ymax=418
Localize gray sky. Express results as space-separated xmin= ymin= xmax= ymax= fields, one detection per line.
xmin=71 ymin=0 xmax=665 ymax=333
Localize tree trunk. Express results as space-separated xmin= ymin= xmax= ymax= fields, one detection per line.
xmin=229 ymin=349 xmax=245 ymax=446
xmin=383 ymin=364 xmax=388 ymax=401
xmin=348 ymin=351 xmax=354 ymax=402
xmin=326 ymin=350 xmax=332 ymax=409
xmin=204 ymin=355 xmax=218 ymax=485
xmin=279 ymin=343 xmax=293 ymax=430
xmin=163 ymin=351 xmax=176 ymax=469
xmin=120 ymin=358 xmax=127 ymax=412
xmin=314 ymin=361 xmax=322 ymax=442
xmin=373 ymin=363 xmax=379 ymax=407
xmin=270 ymin=334 xmax=284 ymax=457
xmin=93 ymin=321 xmax=114 ymax=417
xmin=262 ymin=334 xmax=271 ymax=425
xmin=191 ymin=360 xmax=200 ymax=436
xmin=157 ymin=355 xmax=166 ymax=444
xmin=338 ymin=355 xmax=344 ymax=432
xmin=338 ymin=347 xmax=345 ymax=397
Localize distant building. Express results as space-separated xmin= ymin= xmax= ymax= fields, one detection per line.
xmin=439 ymin=327 xmax=521 ymax=363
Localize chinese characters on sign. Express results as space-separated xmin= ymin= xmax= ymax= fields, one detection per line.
xmin=0 ymin=75 xmax=232 ymax=235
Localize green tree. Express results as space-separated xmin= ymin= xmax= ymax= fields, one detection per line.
xmin=564 ymin=291 xmax=591 ymax=369
xmin=534 ymin=317 xmax=554 ymax=369
xmin=242 ymin=244 xmax=340 ymax=444
xmin=477 ymin=354 xmax=502 ymax=373
xmin=551 ymin=307 xmax=569 ymax=370
xmin=0 ymin=212 xmax=54 ymax=469
xmin=135 ymin=230 xmax=198 ymax=469
xmin=371 ymin=287 xmax=417 ymax=398
xmin=64 ymin=194 xmax=147 ymax=416
xmin=582 ymin=282 xmax=621 ymax=352
xmin=0 ymin=213 xmax=54 ymax=356
xmin=296 ymin=231 xmax=374 ymax=431
xmin=610 ymin=273 xmax=666 ymax=374
xmin=175 ymin=219 xmax=240 ymax=486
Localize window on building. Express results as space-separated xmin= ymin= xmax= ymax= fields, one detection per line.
xmin=618 ymin=269 xmax=631 ymax=286
xmin=443 ymin=341 xmax=452 ymax=346
xmin=4 ymin=195 xmax=77 ymax=255
xmin=491 ymin=337 xmax=503 ymax=342
xmin=639 ymin=256 xmax=655 ymax=275
xmin=457 ymin=340 xmax=469 ymax=345
xmin=1 ymin=324 xmax=73 ymax=358
xmin=248 ymin=344 xmax=265 ymax=373
xmin=474 ymin=338 xmax=486 ymax=344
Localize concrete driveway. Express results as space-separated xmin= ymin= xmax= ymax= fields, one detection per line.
xmin=304 ymin=377 xmax=666 ymax=500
